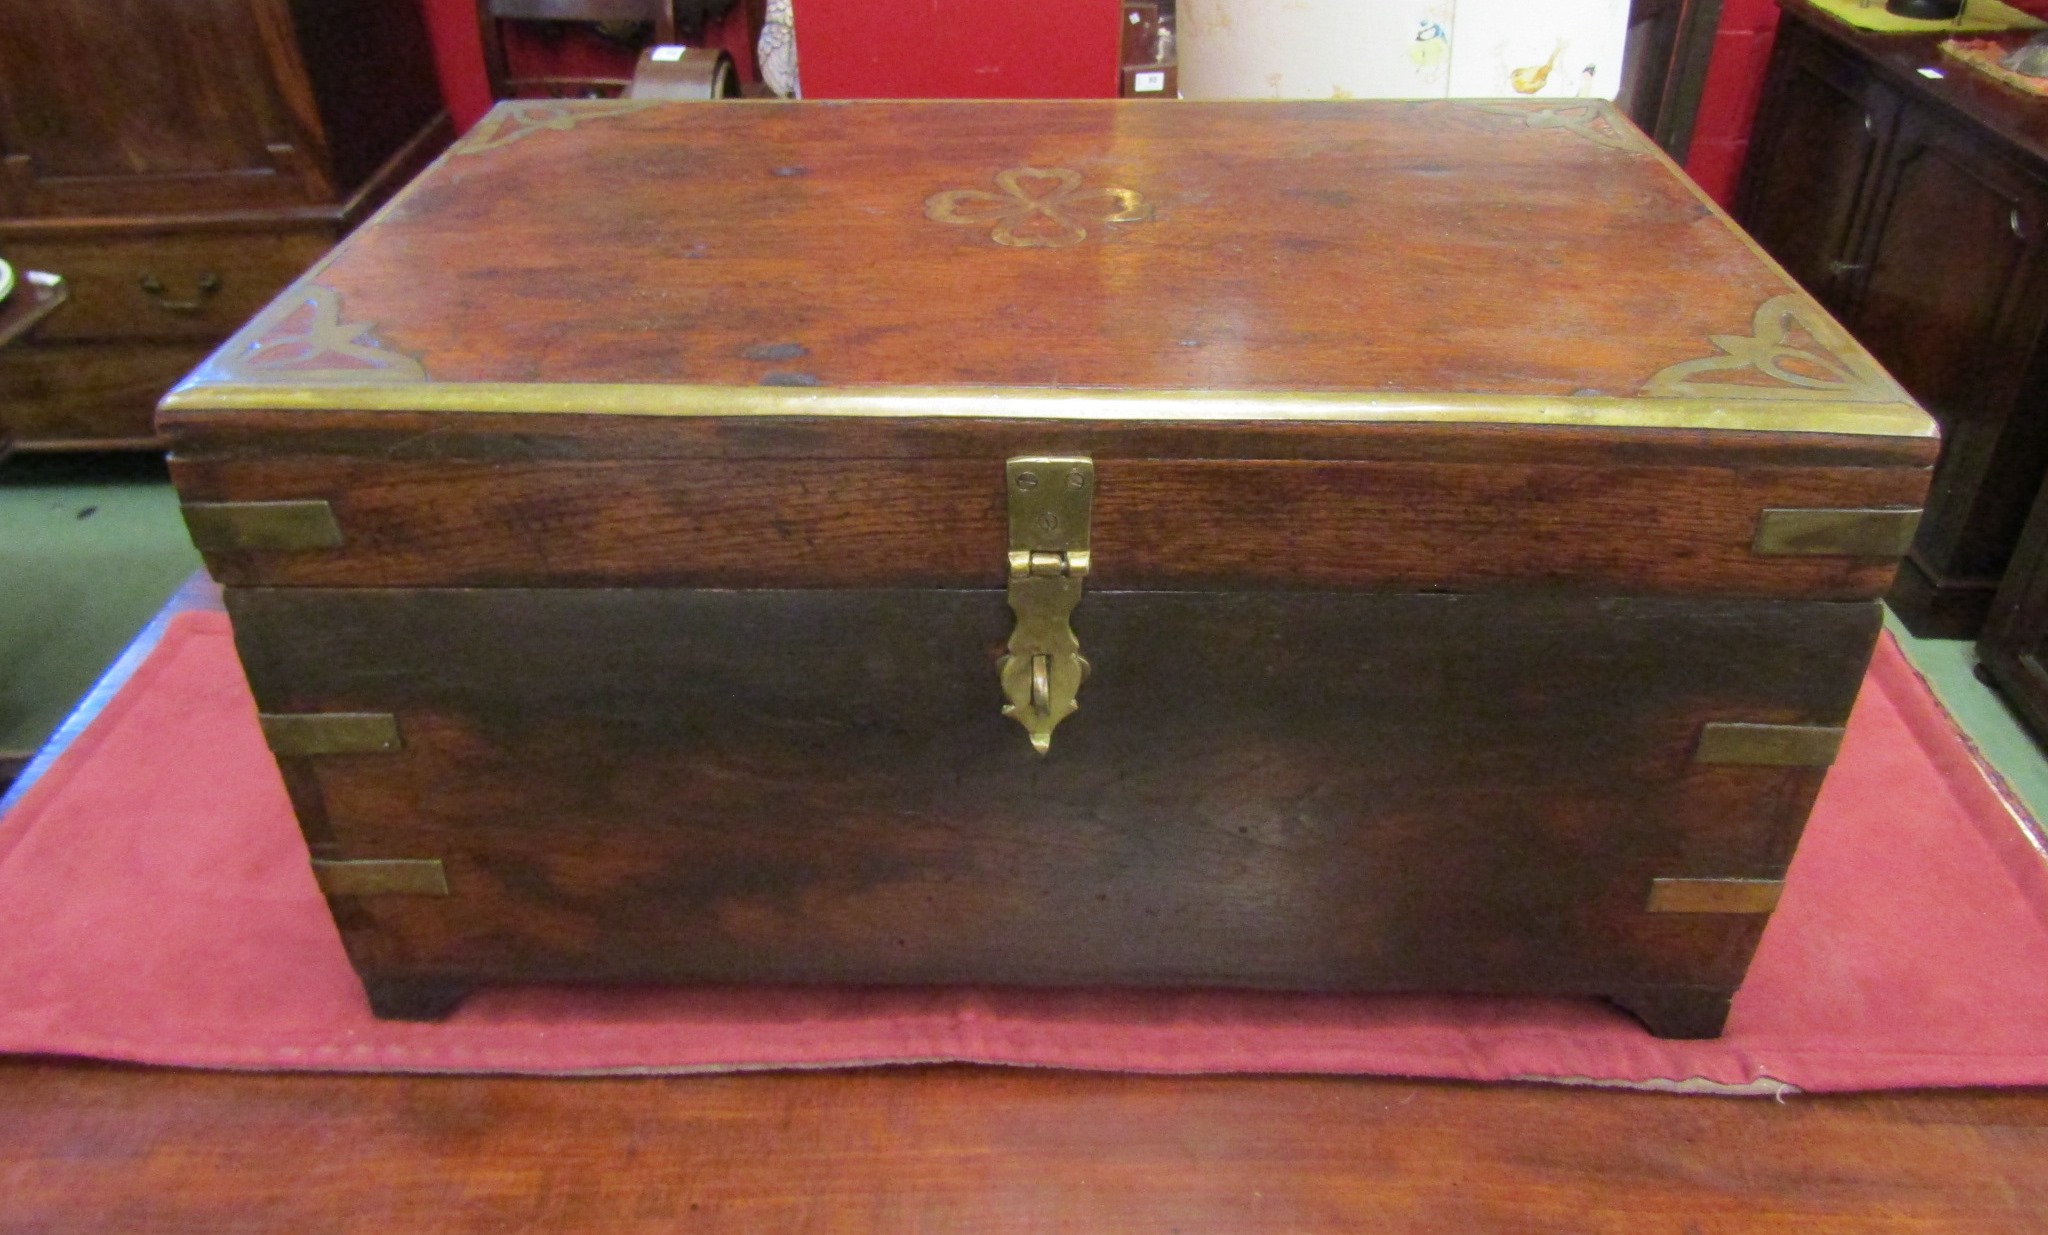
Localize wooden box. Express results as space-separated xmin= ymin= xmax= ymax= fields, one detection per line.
xmin=158 ymin=99 xmax=1936 ymax=1038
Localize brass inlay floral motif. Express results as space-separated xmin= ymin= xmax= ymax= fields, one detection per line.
xmin=453 ymin=99 xmax=662 ymax=155
xmin=925 ymin=167 xmax=1152 ymax=249
xmin=207 ymin=284 xmax=426 ymax=384
xmin=1643 ymin=294 xmax=1902 ymax=403
xmin=1469 ymin=101 xmax=1639 ymax=152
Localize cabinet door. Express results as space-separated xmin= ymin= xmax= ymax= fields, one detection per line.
xmin=1734 ymin=20 xmax=1899 ymax=313
xmin=1848 ymin=104 xmax=2048 ymax=589
xmin=0 ymin=0 xmax=328 ymax=218
xmin=1979 ymin=470 xmax=2048 ymax=744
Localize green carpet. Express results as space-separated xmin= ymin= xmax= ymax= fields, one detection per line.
xmin=1884 ymin=609 xmax=2048 ymax=826
xmin=0 ymin=455 xmax=200 ymax=759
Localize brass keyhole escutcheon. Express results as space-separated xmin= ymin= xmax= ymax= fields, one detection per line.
xmin=999 ymin=457 xmax=1093 ymax=755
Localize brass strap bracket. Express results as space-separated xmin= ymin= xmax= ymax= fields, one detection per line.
xmin=1000 ymin=456 xmax=1094 ymax=755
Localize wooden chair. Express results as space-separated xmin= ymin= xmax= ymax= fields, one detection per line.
xmin=479 ymin=0 xmax=696 ymax=98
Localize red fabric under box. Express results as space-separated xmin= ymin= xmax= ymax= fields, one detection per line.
xmin=2 ymin=611 xmax=2046 ymax=1091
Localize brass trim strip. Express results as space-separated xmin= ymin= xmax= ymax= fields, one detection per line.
xmin=1753 ymin=508 xmax=1923 ymax=557
xmin=181 ymin=500 xmax=342 ymax=553
xmin=160 ymin=381 xmax=1939 ymax=439
xmin=1695 ymin=722 xmax=1846 ymax=767
xmin=1646 ymin=877 xmax=1785 ymax=915
xmin=260 ymin=712 xmax=403 ymax=757
xmin=311 ymin=858 xmax=449 ymax=897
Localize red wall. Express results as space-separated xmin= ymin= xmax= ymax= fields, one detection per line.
xmin=421 ymin=0 xmax=494 ymax=131
xmin=418 ymin=0 xmax=758 ymax=131
xmin=791 ymin=0 xmax=1121 ymax=98
xmin=1682 ymin=0 xmax=1782 ymax=207
xmin=419 ymin=0 xmax=1122 ymax=129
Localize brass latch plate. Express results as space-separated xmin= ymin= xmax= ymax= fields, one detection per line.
xmin=1000 ymin=456 xmax=1094 ymax=754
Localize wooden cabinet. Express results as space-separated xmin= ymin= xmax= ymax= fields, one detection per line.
xmin=1855 ymin=106 xmax=2048 ymax=618
xmin=1979 ymin=471 xmax=2048 ymax=740
xmin=0 ymin=0 xmax=449 ymax=449
xmin=1738 ymin=26 xmax=1899 ymax=310
xmin=1738 ymin=1 xmax=2048 ymax=637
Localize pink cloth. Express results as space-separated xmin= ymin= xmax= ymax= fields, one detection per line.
xmin=2 ymin=612 xmax=2046 ymax=1091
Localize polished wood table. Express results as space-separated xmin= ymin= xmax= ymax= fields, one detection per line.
xmin=2 ymin=579 xmax=2045 ymax=1233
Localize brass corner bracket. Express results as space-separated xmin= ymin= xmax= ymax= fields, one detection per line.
xmin=999 ymin=456 xmax=1094 ymax=755
xmin=311 ymin=858 xmax=450 ymax=897
xmin=1646 ymin=877 xmax=1784 ymax=915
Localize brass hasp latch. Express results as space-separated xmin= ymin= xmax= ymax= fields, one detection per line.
xmin=1000 ymin=456 xmax=1094 ymax=755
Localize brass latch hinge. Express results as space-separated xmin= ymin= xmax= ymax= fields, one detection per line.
xmin=1000 ymin=456 xmax=1094 ymax=755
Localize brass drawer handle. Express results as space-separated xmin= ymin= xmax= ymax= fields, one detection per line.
xmin=138 ymin=271 xmax=222 ymax=313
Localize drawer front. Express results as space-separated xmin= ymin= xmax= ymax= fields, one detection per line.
xmin=0 ymin=339 xmax=213 ymax=448
xmin=228 ymin=587 xmax=1879 ymax=1000
xmin=1 ymin=230 xmax=330 ymax=343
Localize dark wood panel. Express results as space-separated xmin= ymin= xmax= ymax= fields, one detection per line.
xmin=1735 ymin=17 xmax=1898 ymax=312
xmin=3 ymin=1063 xmax=2047 ymax=1235
xmin=10 ymin=583 xmax=2045 ymax=1233
xmin=0 ymin=0 xmax=325 ymax=217
xmin=161 ymin=406 xmax=1943 ymax=468
xmin=173 ymin=454 xmax=1928 ymax=597
xmin=282 ymin=0 xmax=445 ymax=194
xmin=228 ymin=587 xmax=1879 ymax=1029
xmin=0 ymin=338 xmax=211 ymax=448
xmin=1977 ymin=468 xmax=2048 ymax=742
xmin=1854 ymin=104 xmax=2048 ymax=603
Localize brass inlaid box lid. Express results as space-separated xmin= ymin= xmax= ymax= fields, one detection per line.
xmin=163 ymin=99 xmax=1933 ymax=442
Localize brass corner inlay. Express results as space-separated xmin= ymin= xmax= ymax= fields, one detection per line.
xmin=1643 ymin=294 xmax=1902 ymax=404
xmin=1647 ymin=877 xmax=1785 ymax=915
xmin=182 ymin=500 xmax=342 ymax=553
xmin=453 ymin=99 xmax=662 ymax=155
xmin=1695 ymin=722 xmax=1845 ymax=767
xmin=1469 ymin=101 xmax=1639 ymax=152
xmin=1753 ymin=508 xmax=1922 ymax=557
xmin=311 ymin=858 xmax=449 ymax=898
xmin=202 ymin=284 xmax=426 ymax=386
xmin=1000 ymin=456 xmax=1094 ymax=754
xmin=926 ymin=167 xmax=1152 ymax=249
xmin=261 ymin=712 xmax=403 ymax=757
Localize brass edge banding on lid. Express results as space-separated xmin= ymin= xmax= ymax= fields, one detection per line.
xmin=260 ymin=712 xmax=403 ymax=757
xmin=1646 ymin=877 xmax=1785 ymax=915
xmin=311 ymin=858 xmax=450 ymax=897
xmin=159 ymin=381 xmax=1938 ymax=439
xmin=1695 ymin=722 xmax=1846 ymax=767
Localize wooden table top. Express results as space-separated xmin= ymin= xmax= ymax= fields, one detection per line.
xmin=2 ymin=578 xmax=2046 ymax=1232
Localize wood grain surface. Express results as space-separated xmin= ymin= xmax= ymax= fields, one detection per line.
xmin=175 ymin=450 xmax=1927 ymax=597
xmin=162 ymin=410 xmax=1942 ymax=467
xmin=2 ymin=1062 xmax=2046 ymax=1235
xmin=227 ymin=586 xmax=1878 ymax=1033
xmin=163 ymin=99 xmax=1870 ymax=401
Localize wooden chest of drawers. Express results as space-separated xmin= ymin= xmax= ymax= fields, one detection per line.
xmin=0 ymin=0 xmax=449 ymax=449
xmin=159 ymin=99 xmax=1934 ymax=1037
